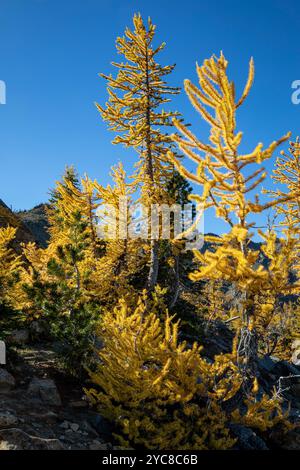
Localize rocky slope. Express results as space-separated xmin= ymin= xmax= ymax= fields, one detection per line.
xmin=16 ymin=204 xmax=49 ymax=248
xmin=0 ymin=343 xmax=115 ymax=450
xmin=0 ymin=199 xmax=35 ymax=249
xmin=0 ymin=199 xmax=49 ymax=248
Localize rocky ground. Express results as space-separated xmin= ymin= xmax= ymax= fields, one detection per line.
xmin=0 ymin=330 xmax=299 ymax=450
xmin=0 ymin=343 xmax=116 ymax=450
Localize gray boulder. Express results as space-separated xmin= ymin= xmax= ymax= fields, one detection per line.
xmin=0 ymin=369 xmax=15 ymax=393
xmin=27 ymin=377 xmax=62 ymax=406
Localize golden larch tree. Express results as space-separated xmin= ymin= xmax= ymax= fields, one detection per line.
xmin=168 ymin=52 xmax=291 ymax=376
xmin=97 ymin=13 xmax=180 ymax=291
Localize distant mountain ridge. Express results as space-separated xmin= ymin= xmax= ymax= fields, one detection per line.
xmin=0 ymin=199 xmax=49 ymax=248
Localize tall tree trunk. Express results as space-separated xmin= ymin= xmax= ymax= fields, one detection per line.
xmin=237 ymin=293 xmax=259 ymax=392
xmin=236 ymin=221 xmax=259 ymax=383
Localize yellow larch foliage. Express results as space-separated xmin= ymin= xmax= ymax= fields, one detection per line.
xmin=97 ymin=13 xmax=180 ymax=203
xmin=266 ymin=138 xmax=300 ymax=281
xmin=231 ymin=391 xmax=293 ymax=434
xmin=86 ymin=291 xmax=289 ymax=449
xmin=89 ymin=163 xmax=145 ymax=303
xmin=85 ymin=291 xmax=238 ymax=450
xmin=167 ymin=53 xmax=291 ymax=368
xmin=268 ymin=137 xmax=300 ymax=232
xmin=255 ymin=298 xmax=300 ymax=360
xmin=260 ymin=138 xmax=300 ymax=357
xmin=0 ymin=227 xmax=22 ymax=306
xmin=217 ymin=228 xmax=300 ymax=359
xmin=198 ymin=279 xmax=232 ymax=329
xmin=14 ymin=241 xmax=56 ymax=313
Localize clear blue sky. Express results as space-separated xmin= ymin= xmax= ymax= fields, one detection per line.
xmin=1 ymin=0 xmax=300 ymax=233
